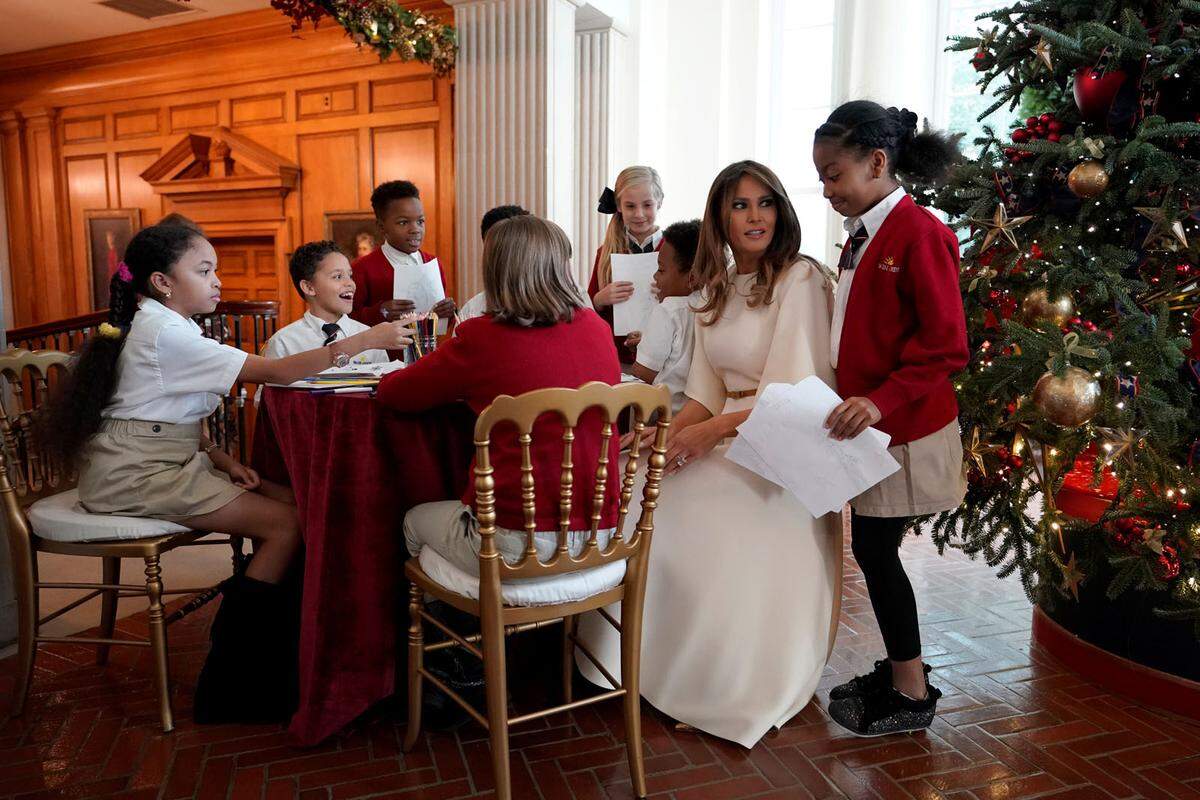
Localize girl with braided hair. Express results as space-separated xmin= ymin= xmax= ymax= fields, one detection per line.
xmin=43 ymin=223 xmax=411 ymax=724
xmin=814 ymin=100 xmax=968 ymax=735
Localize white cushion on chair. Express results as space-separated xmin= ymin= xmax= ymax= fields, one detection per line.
xmin=28 ymin=489 xmax=191 ymax=542
xmin=418 ymin=547 xmax=626 ymax=607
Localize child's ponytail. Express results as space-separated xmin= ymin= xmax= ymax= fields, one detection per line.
xmin=42 ymin=224 xmax=201 ymax=464
xmin=815 ymin=100 xmax=960 ymax=185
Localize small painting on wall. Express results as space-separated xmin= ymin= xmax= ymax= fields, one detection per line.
xmin=324 ymin=211 xmax=381 ymax=262
xmin=84 ymin=209 xmax=142 ymax=310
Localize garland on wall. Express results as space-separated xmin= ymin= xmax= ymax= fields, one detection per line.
xmin=266 ymin=1 xmax=457 ymax=75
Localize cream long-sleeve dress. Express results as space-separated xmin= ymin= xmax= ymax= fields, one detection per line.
xmin=578 ymin=259 xmax=843 ymax=748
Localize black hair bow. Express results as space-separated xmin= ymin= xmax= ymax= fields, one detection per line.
xmin=597 ymin=187 xmax=618 ymax=214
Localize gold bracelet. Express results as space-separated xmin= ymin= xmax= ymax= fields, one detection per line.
xmin=201 ymin=442 xmax=219 ymax=456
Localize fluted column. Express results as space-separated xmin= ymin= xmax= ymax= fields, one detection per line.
xmin=448 ymin=0 xmax=580 ymax=299
xmin=573 ymin=13 xmax=626 ymax=286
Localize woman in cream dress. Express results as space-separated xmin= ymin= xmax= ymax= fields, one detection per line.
xmin=579 ymin=161 xmax=842 ymax=748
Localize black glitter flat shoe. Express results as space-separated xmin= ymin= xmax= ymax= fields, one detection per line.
xmin=828 ymin=682 xmax=942 ymax=737
xmin=829 ymin=660 xmax=931 ymax=701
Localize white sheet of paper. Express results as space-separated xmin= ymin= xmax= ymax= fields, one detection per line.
xmin=725 ymin=435 xmax=787 ymax=488
xmin=610 ymin=252 xmax=659 ymax=335
xmin=726 ymin=376 xmax=901 ymax=518
xmin=393 ymin=256 xmax=446 ymax=315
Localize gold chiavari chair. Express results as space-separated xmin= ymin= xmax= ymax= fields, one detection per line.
xmin=401 ymin=381 xmax=671 ymax=800
xmin=0 ymin=348 xmax=245 ymax=732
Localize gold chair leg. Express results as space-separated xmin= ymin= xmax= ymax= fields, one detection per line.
xmin=402 ymin=582 xmax=425 ymax=752
xmin=143 ymin=555 xmax=174 ymax=733
xmin=483 ymin=622 xmax=511 ymax=800
xmin=10 ymin=540 xmax=37 ymax=716
xmin=621 ymin=603 xmax=648 ymax=799
xmin=562 ymin=614 xmax=578 ymax=704
xmin=97 ymin=557 xmax=121 ymax=665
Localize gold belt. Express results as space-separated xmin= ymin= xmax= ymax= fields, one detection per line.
xmin=726 ymin=389 xmax=756 ymax=400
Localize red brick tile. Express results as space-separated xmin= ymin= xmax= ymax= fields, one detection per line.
xmin=163 ymin=745 xmax=206 ymax=799
xmin=231 ymin=766 xmax=266 ymax=800
xmin=329 ymin=768 xmax=438 ymax=800
xmin=267 ymin=749 xmax=372 ymax=779
xmin=673 ymin=774 xmax=771 ymax=800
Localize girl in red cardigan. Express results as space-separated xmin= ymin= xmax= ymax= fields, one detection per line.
xmin=814 ymin=101 xmax=968 ymax=737
xmin=377 ymin=215 xmax=622 ymax=571
xmin=588 ymin=165 xmax=665 ymax=364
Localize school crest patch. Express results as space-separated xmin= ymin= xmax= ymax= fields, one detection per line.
xmin=878 ymin=255 xmax=901 ymax=273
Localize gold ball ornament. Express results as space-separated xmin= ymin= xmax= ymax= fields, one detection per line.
xmin=1067 ymin=160 xmax=1110 ymax=198
xmin=1020 ymin=287 xmax=1075 ymax=328
xmin=1032 ymin=366 xmax=1102 ymax=427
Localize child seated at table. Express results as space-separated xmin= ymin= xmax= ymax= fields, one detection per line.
xmin=626 ymin=219 xmax=702 ymax=413
xmin=456 ymin=204 xmax=531 ymax=323
xmin=376 ymin=215 xmax=622 ymax=572
xmin=265 ymin=240 xmax=391 ymax=363
xmin=350 ymin=179 xmax=457 ymax=326
xmin=40 ymin=224 xmax=412 ymax=725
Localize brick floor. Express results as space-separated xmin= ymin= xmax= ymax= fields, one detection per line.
xmin=2 ymin=532 xmax=1199 ymax=800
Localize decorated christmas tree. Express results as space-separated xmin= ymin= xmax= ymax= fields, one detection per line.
xmin=926 ymin=1 xmax=1200 ymax=665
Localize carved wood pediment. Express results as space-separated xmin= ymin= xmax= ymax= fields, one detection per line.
xmin=139 ymin=127 xmax=299 ymax=198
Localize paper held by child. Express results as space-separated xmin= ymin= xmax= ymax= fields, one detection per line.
xmin=610 ymin=252 xmax=660 ymax=335
xmin=725 ymin=376 xmax=901 ymax=518
xmin=393 ymin=257 xmax=446 ymax=314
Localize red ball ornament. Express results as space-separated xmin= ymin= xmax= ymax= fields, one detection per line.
xmin=1040 ymin=113 xmax=1053 ymax=124
xmin=1178 ymin=263 xmax=1195 ymax=279
xmin=1012 ymin=128 xmax=1029 ymax=143
xmin=996 ymin=446 xmax=1011 ymax=461
xmin=1030 ymin=243 xmax=1044 ymax=259
xmin=1155 ymin=545 xmax=1182 ymax=581
xmin=1036 ymin=124 xmax=1048 ymax=136
xmin=1004 ymin=147 xmax=1018 ymax=160
xmin=1048 ymin=120 xmax=1063 ymax=133
xmin=1026 ymin=116 xmax=1038 ymax=128
xmin=1048 ymin=133 xmax=1061 ymax=142
xmin=1073 ymin=66 xmax=1129 ymax=122
xmin=1009 ymin=455 xmax=1024 ymax=469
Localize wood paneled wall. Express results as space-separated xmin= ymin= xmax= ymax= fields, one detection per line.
xmin=0 ymin=3 xmax=455 ymax=326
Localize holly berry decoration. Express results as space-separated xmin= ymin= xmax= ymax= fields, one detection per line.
xmin=1007 ymin=113 xmax=1061 ymax=163
xmin=972 ymin=48 xmax=995 ymax=72
xmin=1109 ymin=517 xmax=1149 ymax=550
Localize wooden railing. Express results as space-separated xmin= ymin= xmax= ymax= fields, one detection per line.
xmin=4 ymin=301 xmax=280 ymax=463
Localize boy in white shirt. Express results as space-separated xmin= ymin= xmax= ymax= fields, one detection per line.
xmin=264 ymin=241 xmax=392 ymax=363
xmin=626 ymin=220 xmax=701 ymax=413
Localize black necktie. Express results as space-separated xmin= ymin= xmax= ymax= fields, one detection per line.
xmin=837 ymin=224 xmax=869 ymax=274
xmin=321 ymin=323 xmax=341 ymax=346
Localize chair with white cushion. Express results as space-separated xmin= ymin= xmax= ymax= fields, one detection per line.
xmin=402 ymin=381 xmax=671 ymax=800
xmin=0 ymin=348 xmax=244 ymax=732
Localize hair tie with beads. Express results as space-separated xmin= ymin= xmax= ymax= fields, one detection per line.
xmin=116 ymin=261 xmax=133 ymax=283
xmin=97 ymin=322 xmax=124 ymax=339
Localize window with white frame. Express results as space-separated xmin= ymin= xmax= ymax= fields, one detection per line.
xmin=933 ymin=0 xmax=1009 ymax=155
xmin=766 ymin=0 xmax=839 ymax=266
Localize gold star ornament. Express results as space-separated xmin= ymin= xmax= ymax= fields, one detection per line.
xmin=964 ymin=427 xmax=1001 ymax=475
xmin=1135 ymin=205 xmax=1188 ymax=250
xmin=1031 ymin=37 xmax=1054 ymax=72
xmin=971 ymin=204 xmax=1034 ymax=254
xmin=1061 ymin=552 xmax=1085 ymax=601
xmin=1095 ymin=427 xmax=1141 ymax=465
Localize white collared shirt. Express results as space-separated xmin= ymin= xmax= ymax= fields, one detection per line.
xmin=262 ymin=311 xmax=389 ymax=364
xmin=458 ymin=291 xmax=488 ymax=323
xmin=103 ymin=298 xmax=248 ymax=424
xmin=628 ymin=229 xmax=663 ymax=252
xmin=381 ymin=240 xmax=425 ymax=276
xmin=635 ymin=291 xmax=701 ymax=413
xmin=830 ymin=186 xmax=907 ymax=368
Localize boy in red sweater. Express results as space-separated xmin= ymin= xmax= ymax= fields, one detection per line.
xmin=815 ymin=101 xmax=968 ymax=737
xmin=350 ymin=180 xmax=457 ymax=326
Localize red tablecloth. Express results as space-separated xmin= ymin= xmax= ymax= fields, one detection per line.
xmin=252 ymin=387 xmax=475 ymax=746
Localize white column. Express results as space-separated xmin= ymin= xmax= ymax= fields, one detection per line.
xmin=573 ymin=11 xmax=626 ymax=285
xmin=448 ymin=0 xmax=580 ymax=300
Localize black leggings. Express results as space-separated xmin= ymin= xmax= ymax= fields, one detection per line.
xmin=850 ymin=511 xmax=921 ymax=662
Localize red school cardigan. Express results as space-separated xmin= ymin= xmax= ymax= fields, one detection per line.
xmin=587 ymin=242 xmax=662 ymax=365
xmin=835 ymin=195 xmax=969 ymax=446
xmin=375 ymin=310 xmax=622 ymax=532
xmin=349 ymin=247 xmax=445 ymax=326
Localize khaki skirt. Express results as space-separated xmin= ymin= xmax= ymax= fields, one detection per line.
xmin=852 ymin=418 xmax=967 ymax=518
xmin=78 ymin=418 xmax=246 ymax=522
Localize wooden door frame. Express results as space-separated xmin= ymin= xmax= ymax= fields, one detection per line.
xmin=203 ymin=218 xmax=298 ymax=321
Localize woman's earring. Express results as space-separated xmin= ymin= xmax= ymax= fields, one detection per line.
xmin=165 ymin=291 xmax=172 ymax=299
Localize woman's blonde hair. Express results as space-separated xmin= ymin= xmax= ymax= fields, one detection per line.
xmin=693 ymin=160 xmax=803 ymax=325
xmin=595 ymin=165 xmax=665 ymax=287
xmin=484 ymin=216 xmax=586 ymax=327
